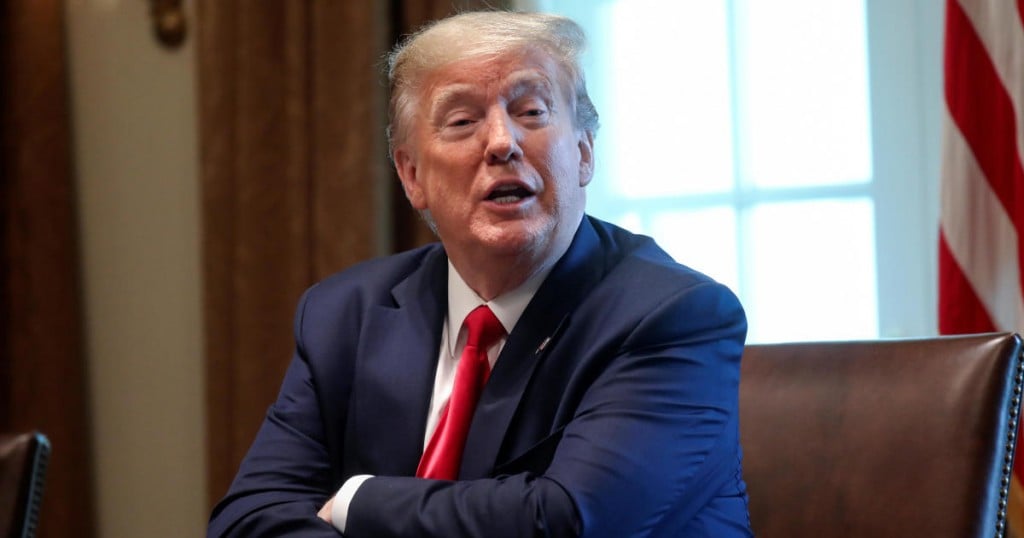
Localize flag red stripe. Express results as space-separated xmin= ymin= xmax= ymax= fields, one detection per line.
xmin=1019 ymin=0 xmax=1024 ymax=37
xmin=938 ymin=232 xmax=997 ymax=334
xmin=944 ymin=0 xmax=1024 ymax=230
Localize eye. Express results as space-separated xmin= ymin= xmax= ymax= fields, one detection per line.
xmin=509 ymin=89 xmax=553 ymax=121
xmin=447 ymin=117 xmax=475 ymax=127
xmin=514 ymin=101 xmax=550 ymax=123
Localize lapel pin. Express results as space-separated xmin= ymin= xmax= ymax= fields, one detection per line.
xmin=535 ymin=316 xmax=569 ymax=355
xmin=535 ymin=336 xmax=552 ymax=354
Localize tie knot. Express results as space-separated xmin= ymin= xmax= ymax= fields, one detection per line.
xmin=464 ymin=305 xmax=505 ymax=349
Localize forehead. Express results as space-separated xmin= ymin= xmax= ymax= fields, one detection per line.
xmin=418 ymin=48 xmax=571 ymax=107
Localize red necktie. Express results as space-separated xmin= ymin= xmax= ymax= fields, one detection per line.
xmin=417 ymin=305 xmax=505 ymax=480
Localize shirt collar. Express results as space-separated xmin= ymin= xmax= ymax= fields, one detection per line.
xmin=445 ymin=261 xmax=552 ymax=358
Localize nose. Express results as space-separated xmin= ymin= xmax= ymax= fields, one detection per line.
xmin=483 ymin=109 xmax=522 ymax=165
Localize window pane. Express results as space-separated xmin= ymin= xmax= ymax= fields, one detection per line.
xmin=745 ymin=199 xmax=878 ymax=343
xmin=649 ymin=207 xmax=740 ymax=295
xmin=736 ymin=0 xmax=872 ymax=188
xmin=600 ymin=0 xmax=735 ymax=199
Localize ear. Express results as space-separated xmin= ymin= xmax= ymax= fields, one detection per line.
xmin=394 ymin=146 xmax=427 ymax=210
xmin=577 ymin=130 xmax=595 ymax=187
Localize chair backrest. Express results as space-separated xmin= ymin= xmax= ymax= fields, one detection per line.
xmin=0 ymin=432 xmax=51 ymax=538
xmin=740 ymin=333 xmax=1023 ymax=538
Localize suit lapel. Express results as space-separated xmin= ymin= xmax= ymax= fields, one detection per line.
xmin=351 ymin=247 xmax=448 ymax=476
xmin=461 ymin=217 xmax=608 ymax=478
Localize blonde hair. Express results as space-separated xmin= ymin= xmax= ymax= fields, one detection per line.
xmin=385 ymin=11 xmax=599 ymax=155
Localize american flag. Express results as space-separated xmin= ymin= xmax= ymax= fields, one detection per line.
xmin=939 ymin=0 xmax=1024 ymax=534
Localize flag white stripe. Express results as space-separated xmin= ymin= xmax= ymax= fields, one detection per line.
xmin=940 ymin=113 xmax=1024 ymax=331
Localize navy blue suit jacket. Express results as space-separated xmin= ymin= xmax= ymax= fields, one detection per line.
xmin=208 ymin=216 xmax=751 ymax=537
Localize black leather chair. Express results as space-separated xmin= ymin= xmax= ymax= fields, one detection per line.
xmin=0 ymin=432 xmax=50 ymax=538
xmin=740 ymin=333 xmax=1023 ymax=537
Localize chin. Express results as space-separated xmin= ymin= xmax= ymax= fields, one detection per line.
xmin=483 ymin=224 xmax=558 ymax=260
xmin=481 ymin=235 xmax=537 ymax=256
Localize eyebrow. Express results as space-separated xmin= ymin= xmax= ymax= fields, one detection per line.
xmin=503 ymin=72 xmax=555 ymax=103
xmin=429 ymin=84 xmax=478 ymax=119
xmin=427 ymin=72 xmax=558 ymax=123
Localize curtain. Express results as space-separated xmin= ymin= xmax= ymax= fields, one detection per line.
xmin=0 ymin=1 xmax=95 ymax=536
xmin=199 ymin=0 xmax=507 ymax=506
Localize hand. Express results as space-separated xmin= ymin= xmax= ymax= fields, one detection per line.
xmin=317 ymin=496 xmax=335 ymax=524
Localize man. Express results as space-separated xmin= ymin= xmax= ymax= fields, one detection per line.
xmin=209 ymin=11 xmax=750 ymax=537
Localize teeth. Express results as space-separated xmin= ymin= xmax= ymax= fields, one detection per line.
xmin=492 ymin=194 xmax=523 ymax=204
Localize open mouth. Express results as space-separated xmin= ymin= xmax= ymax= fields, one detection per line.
xmin=486 ymin=184 xmax=534 ymax=204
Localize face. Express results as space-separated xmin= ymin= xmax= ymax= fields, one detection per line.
xmin=393 ymin=47 xmax=594 ymax=276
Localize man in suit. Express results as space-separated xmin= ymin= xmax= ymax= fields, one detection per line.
xmin=208 ymin=11 xmax=751 ymax=537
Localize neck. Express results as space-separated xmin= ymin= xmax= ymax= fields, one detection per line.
xmin=451 ymin=251 xmax=548 ymax=301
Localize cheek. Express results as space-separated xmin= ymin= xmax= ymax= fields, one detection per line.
xmin=540 ymin=138 xmax=589 ymax=212
xmin=542 ymin=138 xmax=583 ymax=183
xmin=419 ymin=154 xmax=473 ymax=208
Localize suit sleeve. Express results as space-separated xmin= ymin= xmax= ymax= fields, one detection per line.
xmin=207 ymin=287 xmax=343 ymax=537
xmin=346 ymin=280 xmax=748 ymax=538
